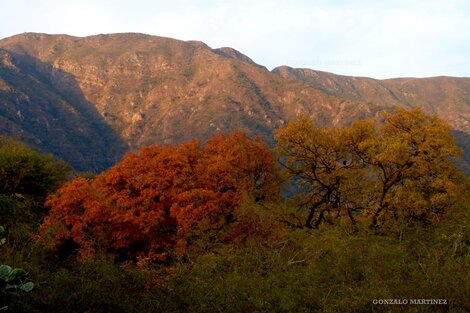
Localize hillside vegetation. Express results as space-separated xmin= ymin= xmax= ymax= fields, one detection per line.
xmin=1 ymin=109 xmax=469 ymax=312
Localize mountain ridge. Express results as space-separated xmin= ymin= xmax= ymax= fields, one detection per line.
xmin=272 ymin=65 xmax=470 ymax=169
xmin=0 ymin=32 xmax=468 ymax=171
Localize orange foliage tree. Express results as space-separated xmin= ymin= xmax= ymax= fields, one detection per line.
xmin=39 ymin=132 xmax=281 ymax=262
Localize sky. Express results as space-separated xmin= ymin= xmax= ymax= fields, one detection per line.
xmin=1 ymin=0 xmax=469 ymax=79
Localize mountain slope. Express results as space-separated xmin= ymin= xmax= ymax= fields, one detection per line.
xmin=273 ymin=66 xmax=470 ymax=169
xmin=272 ymin=66 xmax=470 ymax=132
xmin=0 ymin=48 xmax=126 ymax=171
xmin=0 ymin=32 xmax=468 ymax=172
xmin=0 ymin=33 xmax=379 ymax=160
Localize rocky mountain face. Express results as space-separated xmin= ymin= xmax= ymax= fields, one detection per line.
xmin=272 ymin=66 xmax=470 ymax=169
xmin=0 ymin=48 xmax=126 ymax=171
xmin=272 ymin=66 xmax=470 ymax=131
xmin=0 ymin=32 xmax=468 ymax=171
xmin=0 ymin=33 xmax=380 ymax=170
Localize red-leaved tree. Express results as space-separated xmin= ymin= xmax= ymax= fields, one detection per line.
xmin=38 ymin=132 xmax=281 ymax=262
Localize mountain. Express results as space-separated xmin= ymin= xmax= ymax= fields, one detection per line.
xmin=0 ymin=48 xmax=126 ymax=171
xmin=272 ymin=66 xmax=470 ymax=132
xmin=0 ymin=33 xmax=379 ymax=170
xmin=272 ymin=66 xmax=470 ymax=169
xmin=0 ymin=32 xmax=468 ymax=171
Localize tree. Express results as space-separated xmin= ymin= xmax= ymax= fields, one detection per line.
xmin=0 ymin=137 xmax=72 ymax=234
xmin=275 ymin=116 xmax=371 ymax=228
xmin=275 ymin=108 xmax=462 ymax=231
xmin=0 ymin=136 xmax=71 ymax=198
xmin=357 ymin=108 xmax=462 ymax=231
xmin=39 ymin=132 xmax=281 ymax=262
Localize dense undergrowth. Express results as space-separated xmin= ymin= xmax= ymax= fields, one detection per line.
xmin=1 ymin=200 xmax=468 ymax=313
xmin=1 ymin=110 xmax=469 ymax=312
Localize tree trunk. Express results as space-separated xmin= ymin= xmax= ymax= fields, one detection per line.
xmin=305 ymin=199 xmax=327 ymax=228
xmin=347 ymin=208 xmax=356 ymax=225
xmin=314 ymin=209 xmax=325 ymax=228
xmin=306 ymin=208 xmax=316 ymax=229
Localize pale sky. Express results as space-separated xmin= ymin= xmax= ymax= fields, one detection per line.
xmin=1 ymin=0 xmax=469 ymax=79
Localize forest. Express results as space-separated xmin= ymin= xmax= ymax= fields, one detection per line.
xmin=0 ymin=108 xmax=469 ymax=312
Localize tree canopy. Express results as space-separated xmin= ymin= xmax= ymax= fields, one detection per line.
xmin=0 ymin=136 xmax=72 ymax=231
xmin=0 ymin=136 xmax=71 ymax=198
xmin=39 ymin=132 xmax=281 ymax=262
xmin=275 ymin=108 xmax=463 ymax=232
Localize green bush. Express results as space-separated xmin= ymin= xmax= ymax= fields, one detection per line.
xmin=0 ymin=136 xmax=71 ymax=198
xmin=0 ymin=136 xmax=72 ymax=243
xmin=0 ymin=226 xmax=34 ymax=311
xmin=2 ymin=205 xmax=468 ymax=313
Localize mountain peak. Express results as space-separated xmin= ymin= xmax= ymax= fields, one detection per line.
xmin=213 ymin=47 xmax=267 ymax=70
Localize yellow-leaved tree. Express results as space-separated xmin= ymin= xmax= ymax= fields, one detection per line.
xmin=276 ymin=108 xmax=463 ymax=232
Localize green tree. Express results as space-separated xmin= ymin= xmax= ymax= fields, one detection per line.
xmin=0 ymin=136 xmax=71 ymax=198
xmin=0 ymin=136 xmax=72 ymax=236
